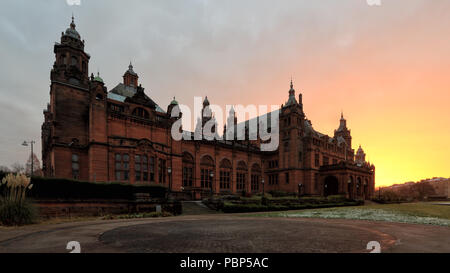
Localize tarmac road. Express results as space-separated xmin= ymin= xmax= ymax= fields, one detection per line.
xmin=0 ymin=214 xmax=449 ymax=253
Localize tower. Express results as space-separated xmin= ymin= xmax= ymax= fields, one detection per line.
xmin=42 ymin=16 xmax=92 ymax=178
xmin=334 ymin=112 xmax=352 ymax=148
xmin=355 ymin=145 xmax=366 ymax=165
xmin=279 ymin=79 xmax=306 ymax=192
xmin=123 ymin=62 xmax=139 ymax=87
xmin=51 ymin=15 xmax=90 ymax=87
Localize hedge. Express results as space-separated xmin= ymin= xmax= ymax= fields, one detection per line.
xmin=222 ymin=201 xmax=363 ymax=213
xmin=26 ymin=177 xmax=168 ymax=200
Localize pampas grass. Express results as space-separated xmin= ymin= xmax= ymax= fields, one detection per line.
xmin=0 ymin=173 xmax=37 ymax=226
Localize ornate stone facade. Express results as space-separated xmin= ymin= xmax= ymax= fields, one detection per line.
xmin=42 ymin=18 xmax=375 ymax=200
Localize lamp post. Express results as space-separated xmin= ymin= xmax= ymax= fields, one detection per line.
xmin=261 ymin=178 xmax=265 ymax=197
xmin=210 ymin=171 xmax=214 ymax=197
xmin=22 ymin=140 xmax=35 ymax=177
xmin=298 ymin=183 xmax=303 ymax=197
xmin=167 ymin=167 xmax=172 ymax=192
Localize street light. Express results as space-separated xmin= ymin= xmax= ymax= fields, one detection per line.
xmin=261 ymin=178 xmax=265 ymax=197
xmin=167 ymin=166 xmax=172 ymax=187
xmin=22 ymin=140 xmax=35 ymax=177
xmin=209 ymin=171 xmax=214 ymax=196
xmin=298 ymin=183 xmax=303 ymax=197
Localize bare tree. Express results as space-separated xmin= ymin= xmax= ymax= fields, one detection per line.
xmin=0 ymin=165 xmax=11 ymax=173
xmin=11 ymin=163 xmax=25 ymax=174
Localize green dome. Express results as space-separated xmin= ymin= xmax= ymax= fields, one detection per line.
xmin=170 ymin=97 xmax=178 ymax=105
xmin=94 ymin=72 xmax=104 ymax=83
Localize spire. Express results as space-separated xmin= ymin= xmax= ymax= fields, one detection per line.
xmin=341 ymin=110 xmax=344 ymax=119
xmin=129 ymin=61 xmax=133 ymax=71
xmin=203 ymin=96 xmax=210 ymax=107
xmin=70 ymin=13 xmax=76 ymax=29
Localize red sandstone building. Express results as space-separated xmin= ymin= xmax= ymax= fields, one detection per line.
xmin=42 ymin=18 xmax=375 ymax=200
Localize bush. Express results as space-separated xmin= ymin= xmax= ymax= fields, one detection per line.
xmin=222 ymin=201 xmax=362 ymax=213
xmin=28 ymin=177 xmax=167 ymax=200
xmin=268 ymin=191 xmax=297 ymax=198
xmin=327 ymin=195 xmax=348 ymax=203
xmin=0 ymin=200 xmax=37 ymax=226
xmin=102 ymin=211 xmax=173 ymax=220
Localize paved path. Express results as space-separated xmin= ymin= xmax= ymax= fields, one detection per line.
xmin=0 ymin=214 xmax=449 ymax=253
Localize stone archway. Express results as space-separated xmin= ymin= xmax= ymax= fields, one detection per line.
xmin=324 ymin=176 xmax=339 ymax=197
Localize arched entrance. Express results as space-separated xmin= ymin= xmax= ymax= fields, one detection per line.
xmin=324 ymin=176 xmax=339 ymax=196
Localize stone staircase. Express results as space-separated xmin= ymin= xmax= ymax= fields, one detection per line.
xmin=181 ymin=201 xmax=220 ymax=215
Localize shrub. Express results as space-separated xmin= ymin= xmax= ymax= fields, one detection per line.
xmin=28 ymin=177 xmax=167 ymax=200
xmin=0 ymin=174 xmax=37 ymax=226
xmin=327 ymin=195 xmax=348 ymax=203
xmin=102 ymin=211 xmax=173 ymax=220
xmin=0 ymin=200 xmax=37 ymax=226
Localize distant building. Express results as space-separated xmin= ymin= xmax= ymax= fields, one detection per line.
xmin=41 ymin=18 xmax=375 ymax=200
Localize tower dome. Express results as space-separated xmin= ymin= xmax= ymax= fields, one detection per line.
xmin=65 ymin=15 xmax=81 ymax=40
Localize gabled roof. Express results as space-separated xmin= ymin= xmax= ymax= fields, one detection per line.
xmin=108 ymin=83 xmax=166 ymax=113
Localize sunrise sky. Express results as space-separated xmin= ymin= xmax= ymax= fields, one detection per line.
xmin=0 ymin=0 xmax=449 ymax=186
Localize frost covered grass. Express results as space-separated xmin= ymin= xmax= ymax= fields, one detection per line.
xmin=246 ymin=203 xmax=450 ymax=227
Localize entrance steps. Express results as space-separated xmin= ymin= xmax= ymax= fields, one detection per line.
xmin=181 ymin=201 xmax=220 ymax=215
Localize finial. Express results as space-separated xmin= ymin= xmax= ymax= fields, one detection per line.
xmin=341 ymin=110 xmax=344 ymax=119
xmin=290 ymin=77 xmax=293 ymax=89
xmin=129 ymin=61 xmax=133 ymax=70
xmin=70 ymin=13 xmax=76 ymax=29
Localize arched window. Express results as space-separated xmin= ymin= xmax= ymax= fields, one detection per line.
xmin=182 ymin=152 xmax=194 ymax=187
xmin=236 ymin=161 xmax=248 ymax=191
xmin=219 ymin=159 xmax=232 ymax=190
xmin=60 ymin=54 xmax=67 ymax=65
xmin=348 ymin=176 xmax=354 ymax=199
xmin=357 ymin=177 xmax=362 ymax=197
xmin=72 ymin=154 xmax=79 ymax=179
xmin=132 ymin=107 xmax=150 ymax=119
xmin=71 ymin=56 xmax=78 ymax=67
xmin=251 ymin=163 xmax=261 ymax=192
xmin=200 ymin=155 xmax=214 ymax=189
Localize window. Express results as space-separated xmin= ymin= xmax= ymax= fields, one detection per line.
xmin=269 ymin=174 xmax=279 ymax=185
xmin=135 ymin=155 xmax=141 ymax=181
xmin=115 ymin=153 xmax=129 ymax=181
xmin=315 ymin=154 xmax=320 ymax=167
xmin=298 ymin=151 xmax=302 ymax=162
xmin=284 ymin=141 xmax=289 ymax=152
xmin=158 ymin=159 xmax=166 ymax=184
xmin=110 ymin=104 xmax=124 ymax=113
xmin=60 ymin=54 xmax=67 ymax=65
xmin=323 ymin=156 xmax=329 ymax=166
xmin=82 ymin=61 xmax=87 ymax=72
xmin=200 ymin=156 xmax=214 ymax=189
xmin=333 ymin=159 xmax=338 ymax=165
xmin=72 ymin=154 xmax=79 ymax=179
xmin=71 ymin=56 xmax=78 ymax=67
xmin=132 ymin=107 xmax=149 ymax=119
xmin=285 ymin=173 xmax=290 ymax=184
xmin=236 ymin=173 xmax=246 ymax=191
xmin=142 ymin=155 xmax=148 ymax=181
xmin=182 ymin=153 xmax=194 ymax=187
xmin=149 ymin=156 xmax=155 ymax=182
xmin=115 ymin=154 xmax=121 ymax=181
xmin=183 ymin=166 xmax=193 ymax=187
xmin=251 ymin=174 xmax=260 ymax=191
xmin=219 ymin=159 xmax=232 ymax=190
xmin=201 ymin=169 xmax=212 ymax=188
xmin=220 ymin=171 xmax=231 ymax=189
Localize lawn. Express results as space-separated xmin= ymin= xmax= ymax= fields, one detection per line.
xmin=244 ymin=202 xmax=450 ymax=226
